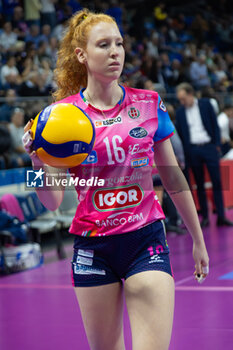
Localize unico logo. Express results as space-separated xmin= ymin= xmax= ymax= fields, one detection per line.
xmin=93 ymin=184 xmax=144 ymax=211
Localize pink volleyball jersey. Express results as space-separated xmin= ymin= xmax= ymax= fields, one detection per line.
xmin=57 ymin=86 xmax=174 ymax=237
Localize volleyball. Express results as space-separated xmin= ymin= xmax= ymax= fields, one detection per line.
xmin=30 ymin=103 xmax=95 ymax=168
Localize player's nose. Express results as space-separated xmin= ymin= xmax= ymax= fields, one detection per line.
xmin=109 ymin=43 xmax=119 ymax=57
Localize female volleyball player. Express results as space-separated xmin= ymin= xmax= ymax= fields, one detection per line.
xmin=23 ymin=9 xmax=209 ymax=350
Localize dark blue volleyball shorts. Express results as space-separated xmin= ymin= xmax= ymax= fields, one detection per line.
xmin=71 ymin=220 xmax=173 ymax=287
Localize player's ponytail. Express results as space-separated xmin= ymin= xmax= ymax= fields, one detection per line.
xmin=53 ymin=9 xmax=116 ymax=101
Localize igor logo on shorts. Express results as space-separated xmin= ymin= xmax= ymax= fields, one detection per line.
xmin=93 ymin=184 xmax=144 ymax=211
xmin=129 ymin=127 xmax=148 ymax=139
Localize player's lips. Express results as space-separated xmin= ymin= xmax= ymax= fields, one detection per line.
xmin=109 ymin=62 xmax=120 ymax=66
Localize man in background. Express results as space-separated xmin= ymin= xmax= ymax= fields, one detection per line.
xmin=176 ymin=82 xmax=233 ymax=227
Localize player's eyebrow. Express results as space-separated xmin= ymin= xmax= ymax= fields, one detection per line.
xmin=96 ymin=35 xmax=123 ymax=43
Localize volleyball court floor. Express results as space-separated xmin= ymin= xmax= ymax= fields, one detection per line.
xmin=1 ymin=210 xmax=233 ymax=350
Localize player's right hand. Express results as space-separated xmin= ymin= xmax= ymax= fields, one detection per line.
xmin=23 ymin=119 xmax=44 ymax=167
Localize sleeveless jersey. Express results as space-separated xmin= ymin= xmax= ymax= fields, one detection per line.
xmin=57 ymin=86 xmax=174 ymax=237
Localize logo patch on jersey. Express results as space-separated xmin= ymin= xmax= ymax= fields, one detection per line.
xmin=128 ymin=107 xmax=140 ymax=119
xmin=93 ymin=184 xmax=144 ymax=211
xmin=95 ymin=116 xmax=122 ymax=128
xmin=131 ymin=157 xmax=149 ymax=168
xmin=159 ymin=99 xmax=167 ymax=112
xmin=129 ymin=127 xmax=148 ymax=139
xmin=82 ymin=150 xmax=98 ymax=164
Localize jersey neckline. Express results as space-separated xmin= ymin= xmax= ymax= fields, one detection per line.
xmin=80 ymin=85 xmax=125 ymax=113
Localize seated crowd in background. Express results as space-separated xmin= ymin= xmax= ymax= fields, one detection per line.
xmin=0 ymin=0 xmax=233 ymax=171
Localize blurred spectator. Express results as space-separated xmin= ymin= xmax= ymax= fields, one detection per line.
xmin=38 ymin=58 xmax=54 ymax=90
xmin=67 ymin=0 xmax=82 ymax=14
xmin=8 ymin=107 xmax=31 ymax=167
xmin=39 ymin=24 xmax=52 ymax=43
xmin=141 ymin=55 xmax=165 ymax=88
xmin=158 ymin=25 xmax=173 ymax=52
xmin=18 ymin=71 xmax=50 ymax=96
xmin=24 ymin=0 xmax=42 ymax=27
xmin=0 ymin=55 xmax=22 ymax=90
xmin=0 ymin=124 xmax=12 ymax=169
xmin=45 ymin=36 xmax=58 ymax=69
xmin=12 ymin=6 xmax=29 ymax=40
xmin=0 ymin=21 xmax=18 ymax=54
xmin=19 ymin=57 xmax=37 ymax=82
xmin=25 ymin=24 xmax=41 ymax=48
xmin=0 ymin=89 xmax=17 ymax=123
xmin=217 ymin=20 xmax=233 ymax=52
xmin=169 ymin=59 xmax=187 ymax=90
xmin=123 ymin=55 xmax=141 ymax=80
xmin=144 ymin=79 xmax=156 ymax=91
xmin=52 ymin=17 xmax=68 ymax=41
xmin=217 ymin=103 xmax=233 ymax=156
xmin=154 ymin=2 xmax=167 ymax=26
xmin=201 ymin=86 xmax=220 ymax=115
xmin=106 ymin=0 xmax=123 ymax=34
xmin=190 ymin=54 xmax=210 ymax=90
xmin=23 ymin=41 xmax=37 ymax=63
xmin=146 ymin=31 xmax=159 ymax=58
xmin=210 ymin=54 xmax=229 ymax=91
xmin=34 ymin=40 xmax=50 ymax=67
xmin=41 ymin=0 xmax=57 ymax=29
xmin=183 ymin=41 xmax=197 ymax=59
xmin=160 ymin=53 xmax=173 ymax=90
xmin=190 ymin=14 xmax=209 ymax=47
xmin=56 ymin=0 xmax=72 ymax=22
xmin=176 ymin=82 xmax=233 ymax=227
xmin=2 ymin=0 xmax=20 ymax=21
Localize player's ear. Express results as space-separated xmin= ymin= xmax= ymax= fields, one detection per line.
xmin=75 ymin=47 xmax=86 ymax=64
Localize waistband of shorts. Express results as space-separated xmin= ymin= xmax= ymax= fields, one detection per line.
xmin=73 ymin=220 xmax=163 ymax=243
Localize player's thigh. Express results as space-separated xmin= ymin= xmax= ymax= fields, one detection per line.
xmin=74 ymin=282 xmax=125 ymax=350
xmin=124 ymin=271 xmax=175 ymax=350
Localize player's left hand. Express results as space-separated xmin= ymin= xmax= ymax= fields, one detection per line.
xmin=192 ymin=241 xmax=209 ymax=284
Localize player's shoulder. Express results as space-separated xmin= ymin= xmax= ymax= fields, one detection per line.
xmin=124 ymin=86 xmax=159 ymax=102
xmin=53 ymin=93 xmax=81 ymax=106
